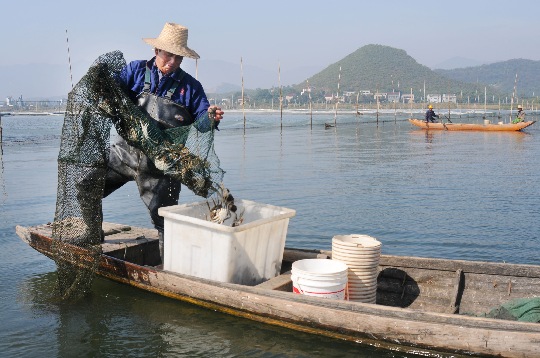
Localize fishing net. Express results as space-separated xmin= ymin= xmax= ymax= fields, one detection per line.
xmin=481 ymin=297 xmax=540 ymax=323
xmin=50 ymin=50 xmax=224 ymax=297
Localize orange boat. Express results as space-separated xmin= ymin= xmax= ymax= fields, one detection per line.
xmin=408 ymin=118 xmax=536 ymax=131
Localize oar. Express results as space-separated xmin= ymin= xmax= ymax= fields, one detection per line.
xmin=441 ymin=119 xmax=448 ymax=130
xmin=442 ymin=115 xmax=453 ymax=123
xmin=437 ymin=113 xmax=448 ymax=130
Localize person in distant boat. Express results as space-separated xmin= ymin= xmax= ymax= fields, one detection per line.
xmin=425 ymin=105 xmax=439 ymax=123
xmin=103 ymin=23 xmax=224 ymax=259
xmin=513 ymin=105 xmax=525 ymax=123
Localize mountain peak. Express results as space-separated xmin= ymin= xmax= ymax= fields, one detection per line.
xmin=301 ymin=44 xmax=480 ymax=96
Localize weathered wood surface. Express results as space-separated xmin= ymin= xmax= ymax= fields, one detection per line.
xmin=408 ymin=118 xmax=536 ymax=131
xmin=16 ymin=224 xmax=540 ymax=358
xmin=379 ymin=252 xmax=540 ymax=277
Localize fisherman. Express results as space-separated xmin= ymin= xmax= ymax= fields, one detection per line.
xmin=512 ymin=105 xmax=526 ymax=123
xmin=104 ymin=23 xmax=224 ymax=259
xmin=425 ymin=104 xmax=439 ymax=123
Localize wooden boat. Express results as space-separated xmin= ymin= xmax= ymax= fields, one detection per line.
xmin=16 ymin=222 xmax=540 ymax=357
xmin=408 ymin=118 xmax=536 ymax=131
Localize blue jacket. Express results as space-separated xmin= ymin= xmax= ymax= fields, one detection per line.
xmin=118 ymin=57 xmax=214 ymax=131
xmin=425 ymin=109 xmax=439 ymax=122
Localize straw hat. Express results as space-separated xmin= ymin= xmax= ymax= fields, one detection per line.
xmin=143 ymin=23 xmax=200 ymax=59
xmin=518 ymin=105 xmax=523 ymax=110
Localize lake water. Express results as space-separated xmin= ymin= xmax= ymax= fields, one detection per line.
xmin=1 ymin=111 xmax=539 ymax=357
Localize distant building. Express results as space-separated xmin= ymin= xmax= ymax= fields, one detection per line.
xmin=427 ymin=94 xmax=441 ymax=103
xmin=401 ymin=93 xmax=415 ymax=103
xmin=374 ymin=92 xmax=387 ymax=101
xmin=360 ymin=90 xmax=372 ymax=96
xmin=387 ymin=92 xmax=401 ymax=103
xmin=237 ymin=96 xmax=250 ymax=105
xmin=427 ymin=94 xmax=456 ymax=103
xmin=442 ymin=94 xmax=457 ymax=103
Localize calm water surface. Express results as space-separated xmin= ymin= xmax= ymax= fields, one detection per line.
xmin=1 ymin=112 xmax=539 ymax=357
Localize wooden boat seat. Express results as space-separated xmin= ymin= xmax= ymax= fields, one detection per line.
xmin=255 ymin=271 xmax=292 ymax=291
xmin=101 ymin=223 xmax=161 ymax=267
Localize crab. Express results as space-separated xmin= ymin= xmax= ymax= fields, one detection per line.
xmin=206 ymin=184 xmax=244 ymax=226
xmin=209 ymin=206 xmax=230 ymax=224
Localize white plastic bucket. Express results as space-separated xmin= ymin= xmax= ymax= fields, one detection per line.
xmin=291 ymin=259 xmax=348 ymax=300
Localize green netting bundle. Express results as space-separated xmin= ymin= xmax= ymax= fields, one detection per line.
xmin=482 ymin=297 xmax=540 ymax=323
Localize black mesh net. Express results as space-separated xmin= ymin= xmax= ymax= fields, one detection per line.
xmin=50 ymin=51 xmax=224 ymax=297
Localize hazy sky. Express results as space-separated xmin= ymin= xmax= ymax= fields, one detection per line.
xmin=2 ymin=0 xmax=539 ymax=95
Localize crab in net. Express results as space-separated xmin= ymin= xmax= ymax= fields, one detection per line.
xmin=206 ymin=184 xmax=245 ymax=227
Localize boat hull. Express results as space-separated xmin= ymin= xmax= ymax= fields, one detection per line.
xmin=16 ymin=224 xmax=540 ymax=358
xmin=409 ymin=118 xmax=536 ymax=131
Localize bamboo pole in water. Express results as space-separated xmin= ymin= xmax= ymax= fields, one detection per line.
xmin=447 ymin=81 xmax=451 ymax=121
xmin=394 ymin=99 xmax=397 ymax=122
xmin=240 ymin=57 xmax=245 ymax=132
xmin=376 ymin=85 xmax=379 ymax=125
xmin=392 ymin=76 xmax=396 ymax=122
xmin=484 ymin=86 xmax=487 ymax=119
xmin=423 ymin=80 xmax=426 ymax=105
xmin=307 ymin=80 xmax=312 ymax=129
xmin=459 ymin=91 xmax=462 ymax=118
xmin=278 ymin=62 xmax=283 ymax=130
xmin=409 ymin=88 xmax=413 ymax=118
xmin=334 ymin=66 xmax=341 ymax=126
xmin=510 ymin=73 xmax=518 ymax=123
xmin=65 ymin=30 xmax=74 ymax=89
xmin=355 ymin=92 xmax=359 ymax=119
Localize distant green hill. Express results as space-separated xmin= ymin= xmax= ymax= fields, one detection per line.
xmin=434 ymin=59 xmax=540 ymax=98
xmin=298 ymin=44 xmax=499 ymax=100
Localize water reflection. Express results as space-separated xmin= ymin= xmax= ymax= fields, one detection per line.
xmin=0 ymin=148 xmax=6 ymax=206
xmin=13 ymin=272 xmax=60 ymax=357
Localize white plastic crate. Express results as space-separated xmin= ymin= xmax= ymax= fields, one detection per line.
xmin=158 ymin=199 xmax=296 ymax=285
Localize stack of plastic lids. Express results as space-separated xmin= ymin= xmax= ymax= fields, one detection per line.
xmin=331 ymin=234 xmax=381 ymax=303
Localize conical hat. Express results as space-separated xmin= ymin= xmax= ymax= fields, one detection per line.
xmin=143 ymin=23 xmax=200 ymax=59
